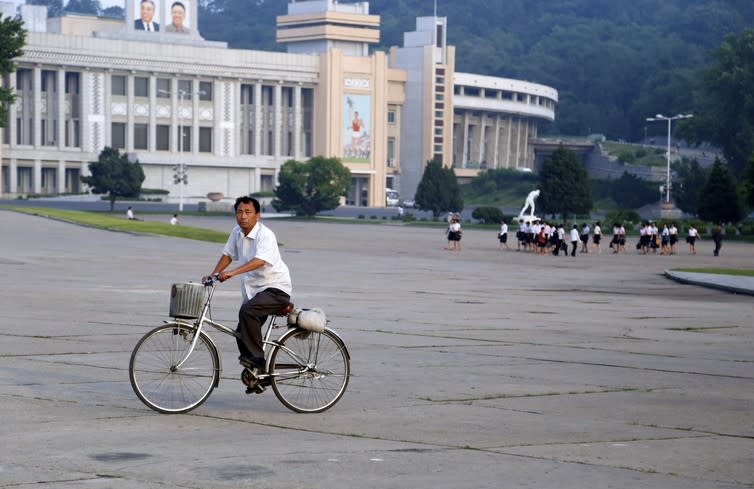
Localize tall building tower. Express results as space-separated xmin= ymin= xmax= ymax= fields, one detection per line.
xmin=276 ymin=0 xmax=380 ymax=55
xmin=390 ymin=16 xmax=455 ymax=201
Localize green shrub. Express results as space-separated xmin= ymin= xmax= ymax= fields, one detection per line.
xmin=471 ymin=206 xmax=505 ymax=224
xmin=605 ymin=209 xmax=641 ymax=226
xmin=357 ymin=214 xmax=365 ymax=219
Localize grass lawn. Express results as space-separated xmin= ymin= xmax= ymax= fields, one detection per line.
xmin=673 ymin=268 xmax=754 ymax=277
xmin=2 ymin=206 xmax=229 ymax=243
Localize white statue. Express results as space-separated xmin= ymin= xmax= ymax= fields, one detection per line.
xmin=519 ymin=189 xmax=540 ymax=218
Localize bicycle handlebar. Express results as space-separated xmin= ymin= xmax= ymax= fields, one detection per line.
xmin=202 ymin=274 xmax=220 ymax=287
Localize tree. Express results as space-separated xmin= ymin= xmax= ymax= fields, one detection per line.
xmin=0 ymin=14 xmax=25 ymax=129
xmin=697 ymin=157 xmax=743 ymax=223
xmin=742 ymin=152 xmax=754 ymax=210
xmin=64 ymin=0 xmax=101 ymax=15
xmin=272 ymin=156 xmax=350 ymax=217
xmin=81 ymin=147 xmax=145 ymax=211
xmin=414 ymin=160 xmax=463 ymax=219
xmin=688 ymin=29 xmax=754 ymax=176
xmin=672 ymin=158 xmax=708 ymax=215
xmin=611 ymin=172 xmax=657 ymax=209
xmin=537 ymin=145 xmax=592 ymax=220
xmin=101 ymin=6 xmax=125 ymax=19
xmin=27 ymin=0 xmax=64 ymax=17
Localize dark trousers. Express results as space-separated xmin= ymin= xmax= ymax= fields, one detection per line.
xmin=571 ymin=241 xmax=578 ymax=256
xmin=713 ymin=238 xmax=722 ymax=256
xmin=237 ymin=288 xmax=290 ymax=361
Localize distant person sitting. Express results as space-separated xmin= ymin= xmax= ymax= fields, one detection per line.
xmin=134 ymin=0 xmax=159 ymax=31
xmin=165 ymin=1 xmax=190 ymax=33
xmin=170 ymin=214 xmax=179 ymax=225
xmin=126 ymin=206 xmax=138 ymax=220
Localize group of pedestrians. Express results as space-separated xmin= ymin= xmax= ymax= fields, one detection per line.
xmin=495 ymin=218 xmax=721 ymax=257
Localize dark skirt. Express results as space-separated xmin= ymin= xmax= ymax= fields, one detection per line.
xmin=499 ymin=233 xmax=508 ymax=243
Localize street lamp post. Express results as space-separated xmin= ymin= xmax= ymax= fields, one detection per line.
xmin=158 ymin=87 xmax=189 ymax=211
xmin=645 ymin=113 xmax=693 ymax=204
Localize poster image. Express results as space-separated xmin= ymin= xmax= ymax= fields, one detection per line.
xmin=165 ymin=0 xmax=192 ymax=34
xmin=343 ymin=94 xmax=371 ymax=162
xmin=134 ymin=0 xmax=160 ymax=31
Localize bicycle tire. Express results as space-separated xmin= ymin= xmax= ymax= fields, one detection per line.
xmin=269 ymin=327 xmax=350 ymax=413
xmin=129 ymin=323 xmax=219 ymax=414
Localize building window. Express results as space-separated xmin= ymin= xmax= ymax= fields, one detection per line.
xmin=436 ymin=67 xmax=445 ymax=76
xmin=112 ymin=122 xmax=126 ymax=149
xmin=436 ymin=24 xmax=443 ymax=48
xmin=199 ymin=81 xmax=212 ymax=101
xmin=465 ymin=86 xmax=480 ymax=97
xmin=156 ymin=124 xmax=170 ymax=150
xmin=111 ymin=75 xmax=126 ymax=96
xmin=134 ymin=123 xmax=148 ymax=150
xmin=178 ymin=80 xmax=192 ymax=99
xmin=199 ymin=127 xmax=212 ymax=153
xmin=387 ymin=137 xmax=395 ymax=166
xmin=178 ymin=126 xmax=191 ymax=151
xmin=387 ymin=110 xmax=395 ymax=124
xmin=261 ymin=174 xmax=274 ymax=192
xmin=134 ymin=77 xmax=149 ymax=97
xmin=435 ymin=110 xmax=443 ymax=118
xmin=156 ymin=78 xmax=171 ymax=97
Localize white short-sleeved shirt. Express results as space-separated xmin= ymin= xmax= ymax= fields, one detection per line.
xmin=223 ymin=222 xmax=292 ymax=302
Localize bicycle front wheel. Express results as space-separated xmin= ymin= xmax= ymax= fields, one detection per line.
xmin=269 ymin=327 xmax=350 ymax=413
xmin=129 ymin=323 xmax=219 ymax=414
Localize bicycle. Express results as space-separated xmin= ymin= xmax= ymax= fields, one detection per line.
xmin=129 ymin=277 xmax=350 ymax=414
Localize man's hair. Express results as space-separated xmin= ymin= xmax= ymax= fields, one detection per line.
xmin=234 ymin=196 xmax=260 ymax=213
xmin=171 ymin=1 xmax=185 ymax=11
xmin=141 ymin=0 xmax=155 ymax=6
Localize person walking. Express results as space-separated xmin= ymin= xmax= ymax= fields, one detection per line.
xmin=592 ymin=221 xmax=602 ymax=254
xmin=712 ymin=224 xmax=723 ymax=256
xmin=498 ymin=219 xmax=509 ymax=250
xmin=569 ymin=224 xmax=580 ymax=257
xmin=687 ymin=224 xmax=700 ymax=254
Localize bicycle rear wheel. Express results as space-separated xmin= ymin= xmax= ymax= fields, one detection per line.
xmin=129 ymin=323 xmax=219 ymax=414
xmin=269 ymin=327 xmax=350 ymax=413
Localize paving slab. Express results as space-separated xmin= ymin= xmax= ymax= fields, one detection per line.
xmin=1 ymin=210 xmax=752 ymax=488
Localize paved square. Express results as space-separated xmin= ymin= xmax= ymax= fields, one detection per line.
xmin=1 ymin=210 xmax=752 ymax=488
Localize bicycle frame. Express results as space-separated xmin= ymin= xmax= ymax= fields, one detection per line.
xmin=168 ymin=281 xmax=340 ymax=382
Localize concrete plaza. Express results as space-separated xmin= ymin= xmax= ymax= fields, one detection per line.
xmin=0 ymin=209 xmax=752 ymax=488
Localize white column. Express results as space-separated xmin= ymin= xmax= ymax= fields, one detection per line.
xmin=461 ymin=111 xmax=469 ymax=168
xmin=9 ymin=158 xmax=17 ymax=194
xmin=57 ymin=68 xmax=66 ymax=150
xmin=478 ymin=113 xmax=486 ymax=166
xmin=191 ymin=78 xmax=199 ymax=155
xmin=273 ymin=83 xmax=282 ymax=158
xmin=126 ymin=73 xmax=134 ymax=152
xmin=149 ymin=75 xmax=157 ymax=152
xmin=33 ymin=66 xmax=42 ymax=148
xmin=7 ymin=71 xmax=17 ymax=147
xmin=170 ymin=78 xmax=178 ymax=152
xmin=505 ymin=116 xmax=512 ymax=168
xmin=493 ymin=115 xmax=500 ymax=169
xmin=515 ymin=118 xmax=522 ymax=168
xmin=253 ymin=82 xmax=262 ymax=157
xmin=58 ymin=159 xmax=65 ymax=193
xmin=33 ymin=159 xmax=41 ymax=193
xmin=293 ymin=85 xmax=302 ymax=159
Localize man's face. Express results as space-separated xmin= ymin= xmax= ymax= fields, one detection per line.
xmin=171 ymin=5 xmax=185 ymax=27
xmin=235 ymin=202 xmax=260 ymax=234
xmin=140 ymin=1 xmax=155 ymax=23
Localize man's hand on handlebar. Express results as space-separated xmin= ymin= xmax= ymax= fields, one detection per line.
xmin=201 ymin=272 xmax=230 ymax=285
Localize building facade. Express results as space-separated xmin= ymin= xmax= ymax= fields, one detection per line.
xmin=1 ymin=0 xmax=557 ymax=206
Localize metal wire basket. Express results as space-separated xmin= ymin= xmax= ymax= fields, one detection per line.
xmin=169 ymin=282 xmax=205 ymax=319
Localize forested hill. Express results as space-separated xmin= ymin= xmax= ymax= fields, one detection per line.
xmin=196 ymin=0 xmax=754 ymax=142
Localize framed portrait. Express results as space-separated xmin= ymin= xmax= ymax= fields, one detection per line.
xmin=133 ymin=0 xmax=161 ymax=32
xmin=164 ymin=0 xmax=192 ymax=34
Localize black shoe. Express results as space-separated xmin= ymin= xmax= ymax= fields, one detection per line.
xmin=245 ymin=384 xmax=266 ymax=395
xmin=238 ymin=354 xmax=265 ymax=371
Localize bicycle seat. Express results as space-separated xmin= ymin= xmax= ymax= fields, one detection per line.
xmin=274 ymin=303 xmax=295 ymax=316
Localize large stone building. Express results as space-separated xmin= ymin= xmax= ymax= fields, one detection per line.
xmin=1 ymin=0 xmax=557 ymax=207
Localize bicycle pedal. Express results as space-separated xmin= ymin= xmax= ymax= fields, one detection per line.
xmin=241 ymin=368 xmax=259 ymax=387
xmin=245 ymin=384 xmax=266 ymax=395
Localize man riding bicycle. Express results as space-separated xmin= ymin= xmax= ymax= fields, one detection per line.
xmin=204 ymin=196 xmax=292 ymax=382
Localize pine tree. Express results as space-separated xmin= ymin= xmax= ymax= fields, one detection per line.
xmin=697 ymin=157 xmax=743 ymax=223
xmin=537 ymin=145 xmax=592 ymax=221
xmin=0 ymin=15 xmax=26 ymax=129
xmin=415 ymin=160 xmax=463 ymax=219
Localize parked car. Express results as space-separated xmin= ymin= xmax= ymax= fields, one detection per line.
xmin=400 ymin=199 xmax=415 ymax=208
